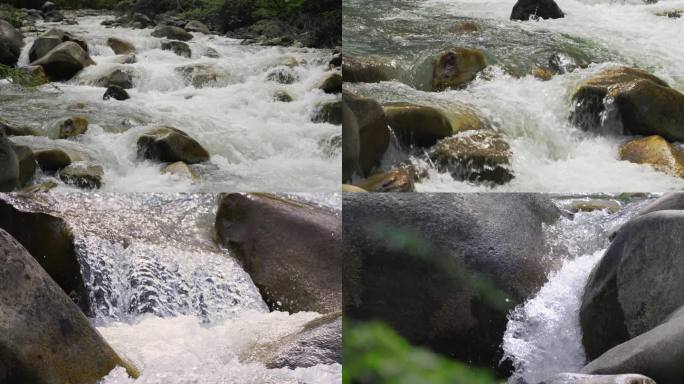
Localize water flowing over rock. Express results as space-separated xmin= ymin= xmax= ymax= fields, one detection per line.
xmin=510 ymin=0 xmax=565 ymax=20
xmin=0 ymin=19 xmax=24 ymax=67
xmin=59 ymin=163 xmax=104 ymax=189
xmin=136 ymin=126 xmax=210 ymax=164
xmin=432 ymin=48 xmax=486 ymax=91
xmin=342 ymin=92 xmax=390 ymax=181
xmin=106 ymin=37 xmax=135 ymax=54
xmin=580 ymin=210 xmax=684 ymax=360
xmin=215 ymin=193 xmax=342 ymax=314
xmin=103 ymin=85 xmax=130 ymax=100
xmin=30 ymin=41 xmax=95 ymax=81
xmin=0 ymin=228 xmax=139 ymax=383
xmin=161 ymin=40 xmax=191 ymax=58
xmin=343 ymin=193 xmax=562 ymax=374
xmin=570 ymin=67 xmax=684 ymax=141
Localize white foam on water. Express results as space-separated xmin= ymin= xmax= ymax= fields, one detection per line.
xmin=5 ymin=15 xmax=340 ymax=192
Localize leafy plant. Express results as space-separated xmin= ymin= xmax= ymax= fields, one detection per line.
xmin=344 ymin=321 xmax=499 ymax=384
xmin=0 ymin=65 xmax=47 ymax=88
xmin=0 ymin=4 xmax=26 ymax=28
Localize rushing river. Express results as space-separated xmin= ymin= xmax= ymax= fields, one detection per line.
xmin=2 ymin=14 xmax=340 ymax=192
xmin=344 ymin=0 xmax=684 ymax=192
xmin=502 ymin=194 xmax=654 ymax=383
xmin=2 ymin=192 xmax=342 ymax=384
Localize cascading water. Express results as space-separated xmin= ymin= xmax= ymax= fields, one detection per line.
xmin=344 ymin=0 xmax=684 ymax=191
xmin=2 ymin=14 xmax=340 ymax=192
xmin=2 ymin=192 xmax=342 ymax=384
xmin=502 ymin=195 xmax=653 ymax=383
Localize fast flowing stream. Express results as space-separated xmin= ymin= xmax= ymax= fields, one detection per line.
xmin=2 ymin=192 xmax=342 ymax=384
xmin=501 ymin=194 xmax=653 ymax=383
xmin=2 ymin=13 xmax=340 ymax=192
xmin=344 ymin=0 xmax=684 ymax=192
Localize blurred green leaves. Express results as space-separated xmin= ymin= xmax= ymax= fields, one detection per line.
xmin=344 ymin=321 xmax=498 ymax=384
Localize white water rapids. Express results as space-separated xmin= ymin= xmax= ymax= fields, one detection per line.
xmin=501 ymin=195 xmax=652 ymax=383
xmin=2 ymin=14 xmax=340 ymax=192
xmin=3 ymin=193 xmax=341 ymax=384
xmin=344 ymin=0 xmax=684 ymax=192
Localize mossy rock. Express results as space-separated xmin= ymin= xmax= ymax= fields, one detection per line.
xmin=106 ymin=37 xmax=135 ymax=54
xmin=619 ymin=135 xmax=684 ymax=178
xmin=570 ymin=67 xmax=684 ymax=141
xmin=429 ymin=130 xmax=514 ymax=185
xmin=343 ymin=55 xmax=397 ymax=83
xmin=384 ymin=102 xmax=481 ymax=148
xmin=137 ymin=126 xmax=210 ymax=164
xmin=343 ymin=92 xmax=390 ymax=181
xmin=356 ymin=168 xmax=415 ymax=192
xmin=432 ymin=48 xmax=486 ymax=91
xmin=56 ymin=117 xmax=88 ymax=139
xmin=59 ymin=163 xmax=103 ymax=189
xmin=0 ymin=228 xmax=139 ymax=383
xmin=215 ymin=193 xmax=342 ymax=314
xmin=532 ymin=66 xmax=554 ymax=81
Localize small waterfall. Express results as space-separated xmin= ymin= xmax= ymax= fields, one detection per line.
xmin=502 ymin=196 xmax=652 ymax=383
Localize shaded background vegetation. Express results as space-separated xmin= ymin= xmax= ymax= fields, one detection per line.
xmin=3 ymin=0 xmax=341 ymax=46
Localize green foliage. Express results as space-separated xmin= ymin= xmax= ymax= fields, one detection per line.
xmin=344 ymin=321 xmax=499 ymax=384
xmin=179 ymin=0 xmax=224 ymax=22
xmin=253 ymin=0 xmax=305 ymax=18
xmin=0 ymin=65 xmax=47 ymax=88
xmin=0 ymin=4 xmax=26 ymax=28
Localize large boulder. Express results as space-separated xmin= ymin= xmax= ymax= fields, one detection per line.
xmin=246 ymin=312 xmax=342 ymax=369
xmin=430 ymin=130 xmax=514 ymax=184
xmin=30 ymin=41 xmax=95 ymax=81
xmin=638 ymin=192 xmax=684 ymax=216
xmin=215 ymin=193 xmax=341 ymax=314
xmin=0 ymin=19 xmax=24 ymax=67
xmin=151 ymin=25 xmax=192 ymax=41
xmin=343 ymin=55 xmax=398 ymax=83
xmin=580 ymin=210 xmax=684 ymax=360
xmin=383 ymin=102 xmax=481 ymax=147
xmin=343 ymin=193 xmax=562 ymax=373
xmin=432 ymin=48 xmax=486 ymax=91
xmin=0 ymin=198 xmax=89 ymax=313
xmin=34 ymin=148 xmax=72 ymax=171
xmin=581 ymin=311 xmax=684 ymax=384
xmin=510 ymin=0 xmax=565 ymax=20
xmin=343 ymin=92 xmax=390 ymax=181
xmin=619 ymin=135 xmax=684 ymax=177
xmin=0 ymin=228 xmax=139 ymax=383
xmin=0 ymin=133 xmax=20 ymax=192
xmin=137 ymin=126 xmax=209 ymax=164
xmin=570 ymin=67 xmax=684 ymax=141
xmin=539 ymin=373 xmax=655 ymax=384
xmin=29 ymin=28 xmax=88 ymax=63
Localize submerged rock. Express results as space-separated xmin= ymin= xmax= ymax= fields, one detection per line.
xmin=151 ymin=25 xmax=192 ymax=41
xmin=355 ymin=168 xmax=414 ymax=192
xmin=161 ymin=40 xmax=191 ymax=58
xmin=266 ymin=67 xmax=298 ymax=84
xmin=510 ymin=0 xmax=565 ymax=20
xmin=247 ymin=312 xmax=342 ymax=369
xmin=342 ymin=55 xmax=397 ymax=83
xmin=0 ymin=228 xmax=139 ymax=383
xmin=432 ymin=48 xmax=486 ymax=91
xmin=273 ymin=90 xmax=293 ymax=102
xmin=343 ymin=92 xmax=390 ymax=181
xmin=57 ymin=117 xmax=88 ymax=139
xmin=59 ymin=163 xmax=103 ymax=189
xmin=0 ymin=19 xmax=24 ymax=67
xmin=619 ymin=135 xmax=684 ymax=178
xmin=582 ymin=312 xmax=684 ymax=384
xmin=449 ymin=21 xmax=479 ymax=33
xmin=215 ymin=193 xmax=341 ymax=314
xmin=313 ymin=101 xmax=342 ymax=125
xmin=30 ymin=41 xmax=95 ymax=81
xmin=106 ymin=37 xmax=135 ymax=54
xmin=175 ymin=64 xmax=218 ymax=88
xmin=580 ymin=210 xmax=684 ymax=360
xmin=539 ymin=373 xmax=655 ymax=384
xmin=384 ymin=102 xmax=481 ymax=147
xmin=137 ymin=126 xmax=210 ymax=164
xmin=430 ymin=130 xmax=514 ymax=185
xmin=103 ymin=85 xmax=130 ymax=101
xmin=570 ymin=67 xmax=684 ymax=141
xmin=343 ymin=193 xmax=562 ymax=374
xmin=161 ymin=161 xmax=199 ymax=182
xmin=34 ymin=148 xmax=72 ymax=171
